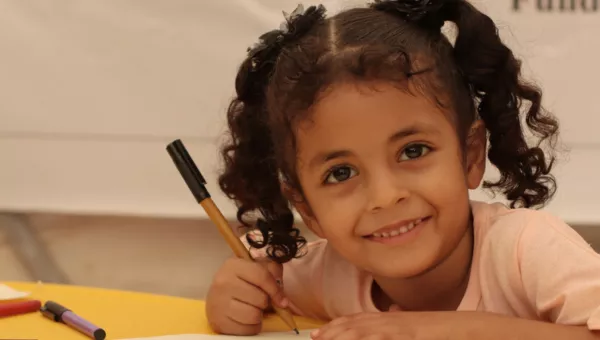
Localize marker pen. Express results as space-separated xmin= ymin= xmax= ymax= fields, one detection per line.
xmin=40 ymin=300 xmax=106 ymax=340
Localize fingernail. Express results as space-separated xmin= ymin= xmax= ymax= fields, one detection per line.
xmin=311 ymin=329 xmax=320 ymax=338
xmin=279 ymin=297 xmax=289 ymax=307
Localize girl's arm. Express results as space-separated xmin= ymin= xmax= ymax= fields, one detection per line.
xmin=311 ymin=310 xmax=600 ymax=339
xmin=459 ymin=311 xmax=600 ymax=340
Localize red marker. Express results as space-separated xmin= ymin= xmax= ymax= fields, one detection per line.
xmin=0 ymin=299 xmax=42 ymax=318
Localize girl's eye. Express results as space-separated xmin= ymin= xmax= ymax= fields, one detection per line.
xmin=324 ymin=166 xmax=357 ymax=184
xmin=399 ymin=144 xmax=431 ymax=161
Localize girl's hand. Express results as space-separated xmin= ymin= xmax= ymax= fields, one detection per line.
xmin=310 ymin=310 xmax=453 ymax=340
xmin=205 ymin=257 xmax=288 ymax=335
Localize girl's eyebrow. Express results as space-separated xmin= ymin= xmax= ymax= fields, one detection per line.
xmin=388 ymin=127 xmax=420 ymax=143
xmin=309 ymin=150 xmax=353 ymax=169
xmin=388 ymin=123 xmax=440 ymax=143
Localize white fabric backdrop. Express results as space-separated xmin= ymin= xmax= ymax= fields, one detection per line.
xmin=0 ymin=0 xmax=598 ymax=223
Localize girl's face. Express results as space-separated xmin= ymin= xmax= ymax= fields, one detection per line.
xmin=294 ymin=81 xmax=486 ymax=278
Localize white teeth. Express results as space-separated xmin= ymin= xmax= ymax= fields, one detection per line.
xmin=370 ymin=218 xmax=424 ymax=238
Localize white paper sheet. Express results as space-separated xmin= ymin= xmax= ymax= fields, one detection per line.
xmin=0 ymin=284 xmax=30 ymax=300
xmin=119 ymin=329 xmax=314 ymax=340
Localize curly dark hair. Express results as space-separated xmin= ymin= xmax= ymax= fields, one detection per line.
xmin=218 ymin=0 xmax=559 ymax=263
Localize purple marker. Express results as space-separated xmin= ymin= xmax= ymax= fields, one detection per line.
xmin=41 ymin=300 xmax=106 ymax=340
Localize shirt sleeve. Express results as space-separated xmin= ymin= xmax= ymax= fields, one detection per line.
xmin=490 ymin=210 xmax=600 ymax=330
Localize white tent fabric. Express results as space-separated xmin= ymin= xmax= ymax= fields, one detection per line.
xmin=1 ymin=0 xmax=598 ymax=223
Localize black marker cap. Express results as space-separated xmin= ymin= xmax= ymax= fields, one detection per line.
xmin=41 ymin=301 xmax=70 ymax=322
xmin=166 ymin=139 xmax=211 ymax=203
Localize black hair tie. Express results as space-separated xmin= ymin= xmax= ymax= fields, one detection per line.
xmin=371 ymin=0 xmax=455 ymax=32
xmin=246 ymin=4 xmax=327 ymax=72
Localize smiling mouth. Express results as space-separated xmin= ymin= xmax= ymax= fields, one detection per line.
xmin=364 ymin=216 xmax=431 ymax=240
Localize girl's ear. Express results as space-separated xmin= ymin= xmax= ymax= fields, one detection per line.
xmin=465 ymin=120 xmax=487 ymax=190
xmin=281 ymin=183 xmax=325 ymax=238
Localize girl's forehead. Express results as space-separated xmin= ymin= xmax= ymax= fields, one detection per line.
xmin=297 ymin=81 xmax=452 ymax=138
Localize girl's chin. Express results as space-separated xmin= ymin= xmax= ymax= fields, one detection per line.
xmin=368 ymin=258 xmax=437 ymax=280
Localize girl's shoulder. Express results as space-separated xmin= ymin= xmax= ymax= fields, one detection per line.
xmin=471 ymin=202 xmax=600 ymax=327
xmin=471 ymin=200 xmax=596 ymax=259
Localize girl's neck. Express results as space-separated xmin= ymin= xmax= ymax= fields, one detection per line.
xmin=371 ymin=223 xmax=474 ymax=312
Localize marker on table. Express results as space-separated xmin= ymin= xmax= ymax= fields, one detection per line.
xmin=40 ymin=301 xmax=106 ymax=340
xmin=166 ymin=139 xmax=300 ymax=335
xmin=0 ymin=299 xmax=42 ymax=318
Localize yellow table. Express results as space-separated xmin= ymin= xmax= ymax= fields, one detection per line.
xmin=2 ymin=282 xmax=322 ymax=340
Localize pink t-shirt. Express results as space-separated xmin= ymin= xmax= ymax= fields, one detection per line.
xmin=245 ymin=201 xmax=600 ymax=330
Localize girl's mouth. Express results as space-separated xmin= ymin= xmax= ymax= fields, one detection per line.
xmin=364 ymin=216 xmax=431 ymax=245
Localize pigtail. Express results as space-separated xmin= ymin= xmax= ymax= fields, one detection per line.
xmin=219 ymin=47 xmax=304 ymax=264
xmin=371 ymin=0 xmax=559 ymax=208
xmin=446 ymin=0 xmax=559 ymax=208
xmin=218 ymin=5 xmax=326 ymax=263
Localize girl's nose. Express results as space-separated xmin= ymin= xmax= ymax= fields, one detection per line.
xmin=366 ymin=169 xmax=410 ymax=213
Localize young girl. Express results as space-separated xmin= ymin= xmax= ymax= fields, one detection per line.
xmin=206 ymin=0 xmax=600 ymax=339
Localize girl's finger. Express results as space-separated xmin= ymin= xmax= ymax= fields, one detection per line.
xmin=227 ymin=298 xmax=263 ymax=325
xmin=233 ymin=260 xmax=288 ymax=308
xmin=230 ymin=279 xmax=270 ymax=310
xmin=312 ymin=316 xmax=351 ymax=339
xmin=313 ymin=321 xmax=357 ymax=340
xmin=219 ymin=316 xmax=262 ymax=336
